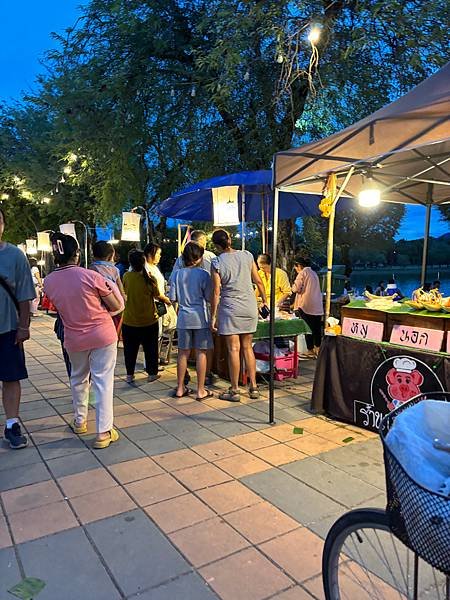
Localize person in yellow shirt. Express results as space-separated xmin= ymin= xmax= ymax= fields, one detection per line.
xmin=256 ymin=254 xmax=291 ymax=309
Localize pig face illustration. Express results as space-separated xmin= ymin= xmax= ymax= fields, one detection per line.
xmin=386 ymin=368 xmax=424 ymax=409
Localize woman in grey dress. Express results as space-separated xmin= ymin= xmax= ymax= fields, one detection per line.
xmin=210 ymin=229 xmax=268 ymax=402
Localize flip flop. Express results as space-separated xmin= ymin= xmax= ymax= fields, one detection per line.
xmin=196 ymin=391 xmax=214 ymax=401
xmin=173 ymin=387 xmax=193 ymax=398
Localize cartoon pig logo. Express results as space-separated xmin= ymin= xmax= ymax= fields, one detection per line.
xmin=385 ymin=357 xmax=424 ymax=411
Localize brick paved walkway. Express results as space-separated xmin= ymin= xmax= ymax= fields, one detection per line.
xmin=0 ymin=315 xmax=385 ymax=600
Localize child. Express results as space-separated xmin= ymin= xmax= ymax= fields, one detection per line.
xmin=170 ymin=242 xmax=214 ymax=400
xmin=90 ymin=241 xmax=126 ymax=330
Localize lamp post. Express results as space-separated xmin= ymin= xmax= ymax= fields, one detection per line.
xmin=70 ymin=221 xmax=89 ymax=267
xmin=131 ymin=205 xmax=150 ymax=244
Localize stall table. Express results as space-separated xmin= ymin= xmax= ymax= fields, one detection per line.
xmin=213 ymin=317 xmax=311 ymax=384
xmin=312 ymin=302 xmax=450 ymax=432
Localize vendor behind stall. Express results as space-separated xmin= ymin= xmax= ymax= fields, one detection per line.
xmin=255 ymin=254 xmax=291 ymax=309
xmin=292 ymin=256 xmax=323 ymax=358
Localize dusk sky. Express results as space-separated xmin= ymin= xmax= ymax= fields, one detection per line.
xmin=1 ymin=1 xmax=448 ymax=240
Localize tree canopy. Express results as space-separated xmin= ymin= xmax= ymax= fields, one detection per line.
xmin=0 ymin=0 xmax=448 ymax=258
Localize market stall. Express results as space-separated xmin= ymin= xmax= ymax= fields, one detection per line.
xmin=312 ymin=298 xmax=450 ymax=431
xmin=271 ymin=62 xmax=450 ymax=426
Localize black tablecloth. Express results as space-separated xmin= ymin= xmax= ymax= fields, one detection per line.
xmin=311 ymin=336 xmax=450 ymax=432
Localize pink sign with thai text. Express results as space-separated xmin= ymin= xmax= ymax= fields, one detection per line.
xmin=390 ymin=325 xmax=444 ymax=353
xmin=342 ymin=317 xmax=384 ymax=342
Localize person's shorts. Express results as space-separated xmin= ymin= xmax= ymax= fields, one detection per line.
xmin=0 ymin=330 xmax=28 ymax=382
xmin=178 ymin=328 xmax=213 ymax=350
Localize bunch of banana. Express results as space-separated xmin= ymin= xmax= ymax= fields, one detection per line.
xmin=364 ymin=291 xmax=399 ymax=310
xmin=409 ymin=287 xmax=443 ymax=312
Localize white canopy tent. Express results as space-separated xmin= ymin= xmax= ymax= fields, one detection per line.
xmin=266 ymin=63 xmax=450 ymax=422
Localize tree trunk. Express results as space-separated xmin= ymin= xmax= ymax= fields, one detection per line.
xmin=276 ymin=219 xmax=297 ymax=276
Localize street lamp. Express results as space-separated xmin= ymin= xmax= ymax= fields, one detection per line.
xmin=131 ymin=205 xmax=150 ymax=244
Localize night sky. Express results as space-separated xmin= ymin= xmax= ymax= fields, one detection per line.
xmin=0 ymin=1 xmax=447 ymax=240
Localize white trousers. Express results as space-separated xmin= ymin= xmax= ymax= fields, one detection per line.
xmin=67 ymin=342 xmax=117 ymax=434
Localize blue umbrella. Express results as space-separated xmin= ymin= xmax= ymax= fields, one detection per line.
xmin=158 ymin=170 xmax=350 ymax=221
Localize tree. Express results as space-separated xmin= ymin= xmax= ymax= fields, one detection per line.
xmin=1 ymin=0 xmax=448 ymax=258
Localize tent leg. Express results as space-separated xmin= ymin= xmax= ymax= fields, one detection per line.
xmin=268 ymin=188 xmax=279 ymax=424
xmin=421 ymin=185 xmax=433 ymax=286
xmin=261 ymin=194 xmax=266 ymax=253
xmin=325 ymin=203 xmax=336 ymax=322
xmin=242 ymin=186 xmax=246 ymax=250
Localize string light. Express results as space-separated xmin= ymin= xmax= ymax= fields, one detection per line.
xmin=190 ymin=86 xmax=196 ymax=97
xmin=21 ymin=190 xmax=33 ymax=200
xmin=170 ymin=87 xmax=175 ymax=97
xmin=63 ymin=166 xmax=72 ymax=175
xmin=59 ymin=175 xmax=65 ymax=184
xmin=1 ymin=193 xmax=9 ymax=200
xmin=42 ymin=197 xmax=51 ymax=204
xmin=68 ymin=152 xmax=78 ymax=163
xmin=276 ymin=53 xmax=284 ymax=63
xmin=308 ymin=26 xmax=321 ymax=44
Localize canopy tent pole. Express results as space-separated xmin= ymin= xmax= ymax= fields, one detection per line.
xmin=420 ymin=183 xmax=433 ymax=286
xmin=324 ymin=167 xmax=355 ymax=322
xmin=177 ymin=224 xmax=182 ymax=255
xmin=268 ymin=188 xmax=280 ymax=424
xmin=325 ymin=204 xmax=336 ymax=322
xmin=261 ymin=193 xmax=266 ymax=253
xmin=241 ymin=186 xmax=246 ymax=250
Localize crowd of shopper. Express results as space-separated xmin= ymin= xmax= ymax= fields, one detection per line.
xmin=1 ymin=218 xmax=325 ymax=451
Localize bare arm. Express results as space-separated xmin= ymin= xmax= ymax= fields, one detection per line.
xmin=210 ymin=269 xmax=221 ymax=331
xmin=16 ymin=300 xmax=31 ymax=344
xmin=116 ymin=277 xmax=126 ymax=300
xmin=102 ymin=292 xmax=122 ymax=313
xmin=251 ymin=262 xmax=267 ymax=305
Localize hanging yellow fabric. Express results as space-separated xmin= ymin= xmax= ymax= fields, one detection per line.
xmin=319 ymin=173 xmax=337 ymax=218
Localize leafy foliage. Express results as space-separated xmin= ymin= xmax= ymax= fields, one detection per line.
xmin=0 ymin=0 xmax=448 ymax=261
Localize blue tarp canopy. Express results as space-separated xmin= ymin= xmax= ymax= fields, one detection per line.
xmin=158 ymin=170 xmax=350 ymax=221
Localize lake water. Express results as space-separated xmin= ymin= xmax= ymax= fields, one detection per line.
xmin=350 ymin=267 xmax=450 ymax=298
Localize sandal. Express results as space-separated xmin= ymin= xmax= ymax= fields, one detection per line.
xmin=93 ymin=428 xmax=120 ymax=449
xmin=70 ymin=419 xmax=88 ymax=435
xmin=173 ymin=387 xmax=193 ymax=398
xmin=249 ymin=387 xmax=260 ymax=400
xmin=196 ymin=391 xmax=214 ymax=401
xmin=219 ymin=388 xmax=240 ymax=402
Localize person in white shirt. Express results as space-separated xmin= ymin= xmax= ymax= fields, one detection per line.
xmin=169 ymin=230 xmax=216 ymax=283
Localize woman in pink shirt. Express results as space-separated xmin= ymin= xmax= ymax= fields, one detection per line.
xmin=44 ymin=234 xmax=123 ymax=448
xmin=292 ymin=256 xmax=324 ymax=358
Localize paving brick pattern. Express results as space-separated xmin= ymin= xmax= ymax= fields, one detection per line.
xmin=0 ymin=316 xmax=383 ymax=599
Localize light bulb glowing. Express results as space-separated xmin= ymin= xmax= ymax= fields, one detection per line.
xmin=68 ymin=152 xmax=78 ymax=162
xmin=63 ymin=166 xmax=72 ymax=175
xmin=21 ymin=190 xmax=33 ymax=200
xmin=1 ymin=193 xmax=9 ymax=200
xmin=276 ymin=54 xmax=284 ymax=63
xmin=42 ymin=197 xmax=51 ymax=204
xmin=358 ymin=180 xmax=381 ymax=208
xmin=308 ymin=26 xmax=321 ymax=44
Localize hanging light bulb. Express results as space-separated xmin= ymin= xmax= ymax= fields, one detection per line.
xmin=358 ymin=177 xmax=381 ymax=208
xmin=68 ymin=152 xmax=78 ymax=163
xmin=190 ymin=85 xmax=196 ymax=97
xmin=276 ymin=53 xmax=284 ymax=64
xmin=60 ymin=175 xmax=66 ymax=184
xmin=244 ymin=70 xmax=250 ymax=81
xmin=42 ymin=197 xmax=51 ymax=204
xmin=63 ymin=166 xmax=72 ymax=175
xmin=308 ymin=25 xmax=321 ymax=44
xmin=170 ymin=87 xmax=175 ymax=97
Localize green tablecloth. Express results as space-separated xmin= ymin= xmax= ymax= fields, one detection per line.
xmin=345 ymin=299 xmax=450 ymax=319
xmin=253 ymin=318 xmax=311 ymax=340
